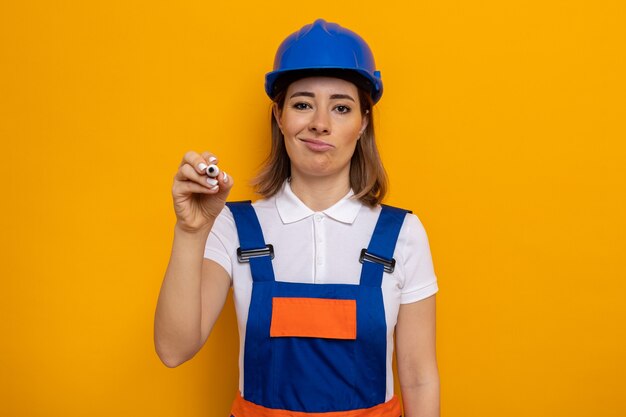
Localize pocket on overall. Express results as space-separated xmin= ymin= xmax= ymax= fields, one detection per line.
xmin=270 ymin=297 xmax=356 ymax=339
xmin=269 ymin=297 xmax=359 ymax=412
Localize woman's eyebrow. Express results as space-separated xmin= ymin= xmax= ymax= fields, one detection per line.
xmin=290 ymin=91 xmax=315 ymax=99
xmin=289 ymin=91 xmax=355 ymax=102
xmin=330 ymin=94 xmax=355 ymax=102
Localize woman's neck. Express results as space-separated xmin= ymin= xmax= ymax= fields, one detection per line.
xmin=289 ymin=172 xmax=351 ymax=212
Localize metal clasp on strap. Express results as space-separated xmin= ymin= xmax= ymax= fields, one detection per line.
xmin=359 ymin=248 xmax=396 ymax=273
xmin=237 ymin=244 xmax=274 ymax=263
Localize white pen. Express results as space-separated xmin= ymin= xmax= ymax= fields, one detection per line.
xmin=206 ymin=164 xmax=220 ymax=178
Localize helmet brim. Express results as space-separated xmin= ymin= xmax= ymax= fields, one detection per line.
xmin=266 ymin=67 xmax=383 ymax=104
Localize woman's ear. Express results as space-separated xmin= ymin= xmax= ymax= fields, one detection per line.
xmin=360 ymin=109 xmax=370 ymax=137
xmin=272 ymin=103 xmax=283 ymax=132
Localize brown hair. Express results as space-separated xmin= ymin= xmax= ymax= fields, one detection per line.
xmin=251 ymin=79 xmax=388 ymax=207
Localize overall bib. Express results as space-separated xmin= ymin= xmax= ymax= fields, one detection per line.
xmin=226 ymin=201 xmax=408 ymax=417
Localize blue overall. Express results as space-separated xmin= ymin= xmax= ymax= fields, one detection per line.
xmin=227 ymin=201 xmax=409 ymax=414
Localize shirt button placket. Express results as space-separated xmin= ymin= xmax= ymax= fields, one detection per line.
xmin=314 ymin=214 xmax=325 ymax=280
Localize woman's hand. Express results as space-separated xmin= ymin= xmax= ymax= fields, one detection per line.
xmin=172 ymin=151 xmax=233 ymax=233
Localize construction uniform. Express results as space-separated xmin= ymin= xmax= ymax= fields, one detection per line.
xmin=204 ymin=181 xmax=438 ymax=416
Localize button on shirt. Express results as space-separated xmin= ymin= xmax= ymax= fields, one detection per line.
xmin=204 ymin=181 xmax=438 ymax=401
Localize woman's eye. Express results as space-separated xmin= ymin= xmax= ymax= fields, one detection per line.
xmin=335 ymin=105 xmax=351 ymax=114
xmin=293 ymin=102 xmax=311 ymax=110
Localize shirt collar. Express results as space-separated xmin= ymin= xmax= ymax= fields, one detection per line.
xmin=275 ymin=181 xmax=362 ymax=225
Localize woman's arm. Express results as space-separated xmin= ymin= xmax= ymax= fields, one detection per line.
xmin=154 ymin=226 xmax=231 ymax=368
xmin=396 ymin=294 xmax=440 ymax=417
xmin=154 ymin=151 xmax=233 ymax=368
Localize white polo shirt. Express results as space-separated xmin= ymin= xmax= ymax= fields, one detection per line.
xmin=204 ymin=181 xmax=438 ymax=401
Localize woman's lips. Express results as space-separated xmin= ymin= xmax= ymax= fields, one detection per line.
xmin=299 ymin=138 xmax=335 ymax=152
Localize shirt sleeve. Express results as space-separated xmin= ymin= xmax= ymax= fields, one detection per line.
xmin=397 ymin=213 xmax=439 ymax=304
xmin=203 ymin=206 xmax=236 ymax=279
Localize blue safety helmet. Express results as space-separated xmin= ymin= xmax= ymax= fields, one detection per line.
xmin=265 ymin=19 xmax=383 ymax=104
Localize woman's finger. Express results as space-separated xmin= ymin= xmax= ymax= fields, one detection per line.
xmin=218 ymin=170 xmax=231 ymax=187
xmin=214 ymin=170 xmax=234 ymax=196
xmin=179 ymin=150 xmax=218 ymax=175
xmin=175 ymin=163 xmax=216 ymax=188
xmin=201 ymin=151 xmax=218 ymax=166
xmin=179 ymin=150 xmax=198 ymax=168
xmin=179 ymin=180 xmax=220 ymax=195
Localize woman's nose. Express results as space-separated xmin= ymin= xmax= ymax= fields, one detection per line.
xmin=308 ymin=110 xmax=330 ymax=134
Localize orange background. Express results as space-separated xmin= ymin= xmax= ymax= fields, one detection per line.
xmin=1 ymin=1 xmax=625 ymax=416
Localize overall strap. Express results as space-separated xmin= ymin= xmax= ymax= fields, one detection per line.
xmin=359 ymin=205 xmax=410 ymax=287
xmin=226 ymin=201 xmax=276 ymax=282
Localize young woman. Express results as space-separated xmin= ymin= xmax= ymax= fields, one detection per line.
xmin=154 ymin=19 xmax=440 ymax=417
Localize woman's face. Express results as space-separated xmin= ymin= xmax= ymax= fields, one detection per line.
xmin=274 ymin=76 xmax=369 ymax=181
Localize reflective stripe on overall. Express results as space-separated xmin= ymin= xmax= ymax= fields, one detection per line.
xmin=227 ymin=201 xmax=408 ymax=416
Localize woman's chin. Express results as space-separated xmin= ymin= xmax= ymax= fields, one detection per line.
xmin=293 ymin=164 xmax=350 ymax=180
